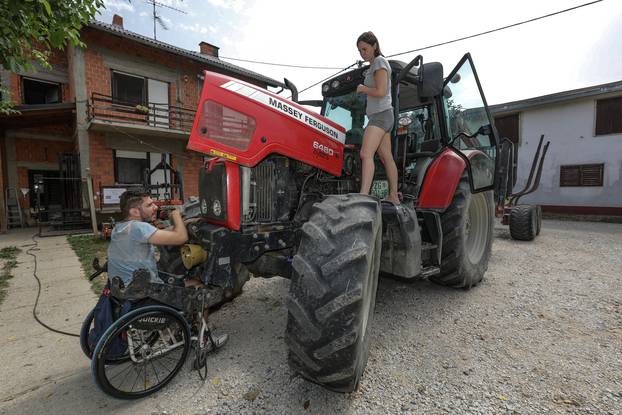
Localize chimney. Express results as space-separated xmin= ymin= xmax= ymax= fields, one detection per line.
xmin=112 ymin=14 xmax=124 ymax=28
xmin=199 ymin=41 xmax=219 ymax=58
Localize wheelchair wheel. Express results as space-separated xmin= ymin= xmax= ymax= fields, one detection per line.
xmin=80 ymin=307 xmax=96 ymax=358
xmin=91 ymin=305 xmax=191 ymax=399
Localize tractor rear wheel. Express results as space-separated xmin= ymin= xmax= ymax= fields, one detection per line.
xmin=509 ymin=204 xmax=537 ymax=241
xmin=430 ymin=174 xmax=494 ymax=289
xmin=285 ymin=194 xmax=381 ymax=392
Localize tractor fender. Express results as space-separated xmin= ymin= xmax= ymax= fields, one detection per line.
xmin=418 ymin=148 xmax=466 ymax=209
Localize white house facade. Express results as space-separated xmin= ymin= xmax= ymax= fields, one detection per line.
xmin=490 ymin=80 xmax=622 ymax=216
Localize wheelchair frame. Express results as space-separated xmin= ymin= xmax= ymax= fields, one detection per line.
xmin=81 ymin=268 xmax=224 ymax=399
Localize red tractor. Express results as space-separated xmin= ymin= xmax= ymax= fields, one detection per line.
xmin=169 ymin=53 xmax=500 ymax=392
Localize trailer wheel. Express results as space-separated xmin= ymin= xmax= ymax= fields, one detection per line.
xmin=285 ymin=194 xmax=381 ymax=393
xmin=535 ymin=205 xmax=542 ymax=236
xmin=509 ymin=204 xmax=537 ymax=241
xmin=430 ymin=174 xmax=494 ymax=289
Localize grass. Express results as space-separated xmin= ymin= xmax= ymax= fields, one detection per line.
xmin=0 ymin=246 xmax=21 ymax=305
xmin=67 ymin=235 xmax=110 ymax=294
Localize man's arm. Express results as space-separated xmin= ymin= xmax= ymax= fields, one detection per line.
xmin=148 ymin=210 xmax=188 ymax=246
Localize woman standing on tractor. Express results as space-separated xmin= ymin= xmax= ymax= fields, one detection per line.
xmin=356 ymin=31 xmax=400 ymax=205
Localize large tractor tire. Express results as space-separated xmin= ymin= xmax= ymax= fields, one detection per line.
xmin=285 ymin=194 xmax=382 ymax=393
xmin=429 ymin=174 xmax=494 ymax=289
xmin=509 ymin=204 xmax=537 ymax=241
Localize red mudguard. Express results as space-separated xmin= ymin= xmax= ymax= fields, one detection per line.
xmin=418 ymin=149 xmax=467 ymax=209
xmin=187 ymin=71 xmax=346 ymax=177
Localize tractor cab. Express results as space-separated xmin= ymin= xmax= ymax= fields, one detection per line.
xmin=319 ymin=53 xmax=498 ymax=197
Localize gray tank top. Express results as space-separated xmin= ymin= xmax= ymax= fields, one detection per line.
xmin=363 ymin=55 xmax=392 ymax=116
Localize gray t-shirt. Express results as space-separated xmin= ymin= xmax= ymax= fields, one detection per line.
xmin=107 ymin=220 xmax=159 ymax=285
xmin=363 ymin=55 xmax=392 ymax=116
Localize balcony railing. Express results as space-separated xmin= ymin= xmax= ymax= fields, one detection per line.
xmin=88 ymin=93 xmax=196 ymax=132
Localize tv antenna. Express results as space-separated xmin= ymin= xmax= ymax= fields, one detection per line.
xmin=144 ymin=0 xmax=187 ymax=40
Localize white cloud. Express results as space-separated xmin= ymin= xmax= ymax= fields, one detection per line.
xmin=208 ymin=0 xmax=245 ymax=13
xmin=139 ymin=11 xmax=149 ymax=17
xmin=223 ymin=0 xmax=621 ymax=103
xmin=103 ymin=0 xmax=134 ymax=13
xmin=178 ymin=23 xmax=211 ymax=35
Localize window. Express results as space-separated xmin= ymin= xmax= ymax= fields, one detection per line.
xmin=114 ymin=150 xmax=149 ymax=184
xmin=595 ymin=96 xmax=622 ymax=135
xmin=112 ymin=72 xmax=146 ymax=106
xmin=22 ymin=78 xmax=61 ymax=104
xmin=560 ymin=164 xmax=604 ymax=187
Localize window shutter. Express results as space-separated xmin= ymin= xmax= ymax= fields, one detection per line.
xmin=580 ymin=164 xmax=604 ymax=186
xmin=560 ymin=165 xmax=581 ymax=186
xmin=560 ymin=164 xmax=603 ymax=187
xmin=595 ymin=97 xmax=622 ymax=136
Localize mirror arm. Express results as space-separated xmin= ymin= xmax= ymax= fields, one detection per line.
xmin=397 ymin=55 xmax=423 ymax=84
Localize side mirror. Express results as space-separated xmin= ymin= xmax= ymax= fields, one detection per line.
xmin=419 ymin=62 xmax=444 ymax=98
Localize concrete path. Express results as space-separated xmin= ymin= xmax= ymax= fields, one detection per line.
xmin=0 ymin=229 xmax=98 ymax=413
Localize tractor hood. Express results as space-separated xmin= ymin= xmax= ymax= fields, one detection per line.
xmin=188 ymin=71 xmax=345 ymax=176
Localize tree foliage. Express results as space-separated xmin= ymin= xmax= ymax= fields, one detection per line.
xmin=0 ymin=0 xmax=104 ymax=72
xmin=0 ymin=0 xmax=103 ymax=113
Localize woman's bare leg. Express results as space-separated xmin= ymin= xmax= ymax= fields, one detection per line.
xmin=376 ymin=132 xmax=400 ymax=204
xmin=359 ymin=125 xmax=386 ymax=194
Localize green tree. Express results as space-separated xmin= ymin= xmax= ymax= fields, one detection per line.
xmin=0 ymin=0 xmax=104 ymax=113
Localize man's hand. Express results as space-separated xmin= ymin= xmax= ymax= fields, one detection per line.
xmin=148 ymin=208 xmax=188 ymax=246
xmin=356 ymin=84 xmax=367 ymax=94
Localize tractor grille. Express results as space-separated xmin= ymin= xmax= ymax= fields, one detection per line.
xmin=254 ymin=161 xmax=274 ymax=222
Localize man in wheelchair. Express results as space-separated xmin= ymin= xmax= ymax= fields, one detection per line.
xmin=107 ymin=190 xmax=228 ymax=349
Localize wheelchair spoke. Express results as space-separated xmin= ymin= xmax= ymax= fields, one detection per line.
xmin=93 ymin=306 xmax=191 ymax=398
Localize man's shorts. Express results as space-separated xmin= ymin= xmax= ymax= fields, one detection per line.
xmin=367 ymin=108 xmax=394 ymax=133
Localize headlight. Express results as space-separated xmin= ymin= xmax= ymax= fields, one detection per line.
xmin=212 ymin=199 xmax=222 ymax=216
xmin=322 ymin=84 xmax=329 ymax=93
xmin=331 ymin=80 xmax=340 ymax=89
xmin=201 ymin=199 xmax=207 ymax=214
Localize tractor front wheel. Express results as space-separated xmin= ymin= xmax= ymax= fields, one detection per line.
xmin=430 ymin=174 xmax=494 ymax=289
xmin=285 ymin=194 xmax=382 ymax=392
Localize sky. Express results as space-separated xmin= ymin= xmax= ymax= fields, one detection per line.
xmin=97 ymin=0 xmax=622 ymax=105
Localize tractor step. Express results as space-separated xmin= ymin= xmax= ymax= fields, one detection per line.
xmin=420 ymin=266 xmax=440 ymax=278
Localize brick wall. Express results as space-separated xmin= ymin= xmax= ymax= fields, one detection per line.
xmin=180 ymin=152 xmax=204 ymax=199
xmin=89 ymin=131 xmax=115 ymax=192
xmin=15 ymin=138 xmax=74 ymax=164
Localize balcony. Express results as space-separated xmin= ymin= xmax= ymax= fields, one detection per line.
xmin=87 ymin=93 xmax=197 ymax=139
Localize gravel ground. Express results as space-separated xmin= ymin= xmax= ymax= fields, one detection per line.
xmin=2 ymin=219 xmax=621 ymax=414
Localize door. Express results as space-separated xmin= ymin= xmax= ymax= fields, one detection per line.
xmin=494 ymin=113 xmax=519 ymax=187
xmin=442 ymin=54 xmax=498 ymax=192
xmin=148 ymin=79 xmax=169 ymax=128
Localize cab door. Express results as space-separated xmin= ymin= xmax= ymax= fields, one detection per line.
xmin=442 ymin=53 xmax=498 ymax=192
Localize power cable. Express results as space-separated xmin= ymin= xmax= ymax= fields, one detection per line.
xmin=386 ymin=0 xmax=604 ymax=59
xmin=296 ymin=0 xmax=604 ymax=95
xmin=295 ymin=61 xmax=360 ymax=97
xmin=26 ymin=234 xmax=80 ymax=337
xmin=219 ymin=56 xmax=343 ymax=70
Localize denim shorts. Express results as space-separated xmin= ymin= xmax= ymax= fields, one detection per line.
xmin=367 ymin=108 xmax=394 ymax=133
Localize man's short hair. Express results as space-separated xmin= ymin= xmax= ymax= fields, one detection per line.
xmin=119 ymin=190 xmax=150 ymax=219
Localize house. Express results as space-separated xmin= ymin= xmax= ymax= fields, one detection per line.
xmin=490 ymin=80 xmax=622 ymax=216
xmin=0 ymin=15 xmax=282 ymax=232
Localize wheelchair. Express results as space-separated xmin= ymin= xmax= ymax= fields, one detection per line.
xmin=80 ymin=259 xmax=224 ymax=399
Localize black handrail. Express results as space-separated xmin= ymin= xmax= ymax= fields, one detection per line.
xmin=88 ymin=92 xmax=196 ymax=132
